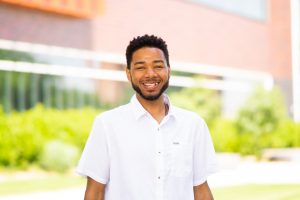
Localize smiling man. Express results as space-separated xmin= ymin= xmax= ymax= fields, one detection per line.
xmin=77 ymin=34 xmax=218 ymax=200
xmin=128 ymin=47 xmax=169 ymax=101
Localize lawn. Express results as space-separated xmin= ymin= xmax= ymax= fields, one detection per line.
xmin=0 ymin=173 xmax=85 ymax=196
xmin=212 ymin=184 xmax=300 ymax=200
xmin=0 ymin=173 xmax=300 ymax=200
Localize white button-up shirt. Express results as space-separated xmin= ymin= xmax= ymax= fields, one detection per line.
xmin=77 ymin=94 xmax=218 ymax=200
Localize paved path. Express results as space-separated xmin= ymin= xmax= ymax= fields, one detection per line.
xmin=209 ymin=161 xmax=300 ymax=187
xmin=2 ymin=161 xmax=300 ymax=200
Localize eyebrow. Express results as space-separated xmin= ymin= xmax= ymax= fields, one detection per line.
xmin=133 ymin=61 xmax=145 ymax=66
xmin=153 ymin=60 xmax=164 ymax=64
xmin=133 ymin=60 xmax=164 ymax=66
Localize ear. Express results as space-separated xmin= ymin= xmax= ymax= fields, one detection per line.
xmin=167 ymin=66 xmax=171 ymax=79
xmin=126 ymin=67 xmax=131 ymax=82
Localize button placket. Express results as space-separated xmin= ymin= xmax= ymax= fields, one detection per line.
xmin=156 ymin=125 xmax=164 ymax=199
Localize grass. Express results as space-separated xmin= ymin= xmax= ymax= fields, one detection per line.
xmin=0 ymin=173 xmax=85 ymax=196
xmin=1 ymin=172 xmax=300 ymax=200
xmin=212 ymin=184 xmax=300 ymax=200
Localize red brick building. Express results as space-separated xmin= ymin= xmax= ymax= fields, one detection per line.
xmin=0 ymin=0 xmax=297 ymax=119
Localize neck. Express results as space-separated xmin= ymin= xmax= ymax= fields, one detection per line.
xmin=136 ymin=94 xmax=167 ymax=123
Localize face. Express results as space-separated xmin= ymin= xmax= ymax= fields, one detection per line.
xmin=126 ymin=47 xmax=170 ymax=101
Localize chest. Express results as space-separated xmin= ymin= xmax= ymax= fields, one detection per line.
xmin=106 ymin=118 xmax=195 ymax=173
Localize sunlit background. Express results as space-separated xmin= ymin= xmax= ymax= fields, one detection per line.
xmin=0 ymin=0 xmax=300 ymax=199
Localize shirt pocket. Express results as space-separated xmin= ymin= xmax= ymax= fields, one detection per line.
xmin=168 ymin=142 xmax=192 ymax=177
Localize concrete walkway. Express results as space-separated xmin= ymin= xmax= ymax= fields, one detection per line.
xmin=2 ymin=159 xmax=300 ymax=200
xmin=209 ymin=160 xmax=300 ymax=187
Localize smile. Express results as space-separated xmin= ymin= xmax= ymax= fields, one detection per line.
xmin=142 ymin=82 xmax=159 ymax=89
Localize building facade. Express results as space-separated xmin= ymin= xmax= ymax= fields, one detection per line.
xmin=0 ymin=0 xmax=298 ymax=119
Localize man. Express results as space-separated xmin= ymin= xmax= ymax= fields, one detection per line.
xmin=77 ymin=34 xmax=218 ymax=200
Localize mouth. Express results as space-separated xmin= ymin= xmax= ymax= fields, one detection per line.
xmin=142 ymin=81 xmax=160 ymax=90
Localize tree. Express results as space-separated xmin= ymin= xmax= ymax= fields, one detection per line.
xmin=169 ymin=86 xmax=221 ymax=125
xmin=236 ymin=86 xmax=287 ymax=135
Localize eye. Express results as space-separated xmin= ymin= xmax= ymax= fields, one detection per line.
xmin=135 ymin=66 xmax=145 ymax=70
xmin=154 ymin=65 xmax=164 ymax=69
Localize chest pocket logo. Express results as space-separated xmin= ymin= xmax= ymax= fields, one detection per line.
xmin=169 ymin=142 xmax=192 ymax=177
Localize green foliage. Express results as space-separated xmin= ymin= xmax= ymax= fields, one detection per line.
xmin=169 ymin=87 xmax=221 ymax=125
xmin=0 ymin=105 xmax=99 ymax=169
xmin=259 ymin=120 xmax=300 ymax=149
xmin=38 ymin=140 xmax=80 ymax=172
xmin=0 ymin=71 xmax=102 ymax=113
xmin=168 ymin=85 xmax=299 ymax=157
xmin=230 ymin=86 xmax=289 ymax=157
xmin=210 ymin=118 xmax=240 ymax=152
xmin=0 ymin=83 xmax=299 ymax=169
xmin=210 ymin=119 xmax=300 ymax=156
xmin=210 ymin=85 xmax=299 ymax=156
xmin=0 ymin=49 xmax=35 ymax=62
xmin=236 ymin=86 xmax=287 ymax=135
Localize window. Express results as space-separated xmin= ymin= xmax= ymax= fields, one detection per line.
xmin=189 ymin=0 xmax=267 ymax=21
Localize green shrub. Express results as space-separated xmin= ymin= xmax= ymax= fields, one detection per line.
xmin=233 ymin=86 xmax=290 ymax=156
xmin=38 ymin=140 xmax=80 ymax=173
xmin=169 ymin=87 xmax=221 ymax=125
xmin=210 ymin=118 xmax=300 ymax=156
xmin=259 ymin=120 xmax=300 ymax=148
xmin=0 ymin=105 xmax=99 ymax=168
xmin=210 ymin=118 xmax=240 ymax=152
xmin=0 ymin=87 xmax=299 ymax=168
xmin=236 ymin=86 xmax=287 ymax=135
xmin=0 ymin=110 xmax=43 ymax=167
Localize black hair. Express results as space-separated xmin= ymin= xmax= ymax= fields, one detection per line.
xmin=125 ymin=34 xmax=170 ymax=69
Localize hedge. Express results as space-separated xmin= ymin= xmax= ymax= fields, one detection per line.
xmin=210 ymin=118 xmax=300 ymax=156
xmin=0 ymin=105 xmax=99 ymax=170
xmin=0 ymin=104 xmax=299 ymax=170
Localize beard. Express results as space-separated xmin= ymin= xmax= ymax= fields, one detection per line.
xmin=131 ymin=80 xmax=169 ymax=101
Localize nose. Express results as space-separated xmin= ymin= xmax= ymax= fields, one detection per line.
xmin=145 ymin=67 xmax=156 ymax=77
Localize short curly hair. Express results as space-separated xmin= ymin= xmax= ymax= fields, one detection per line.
xmin=125 ymin=34 xmax=170 ymax=69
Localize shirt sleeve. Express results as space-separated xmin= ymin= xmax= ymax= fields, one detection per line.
xmin=193 ymin=118 xmax=219 ymax=186
xmin=76 ymin=115 xmax=110 ymax=184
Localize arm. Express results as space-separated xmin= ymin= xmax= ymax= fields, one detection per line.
xmin=84 ymin=177 xmax=106 ymax=200
xmin=193 ymin=181 xmax=214 ymax=200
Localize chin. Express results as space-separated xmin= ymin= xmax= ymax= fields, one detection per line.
xmin=143 ymin=96 xmax=160 ymax=101
xmin=140 ymin=92 xmax=161 ymax=101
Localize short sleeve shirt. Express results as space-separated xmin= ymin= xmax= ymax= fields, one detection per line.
xmin=77 ymin=94 xmax=218 ymax=200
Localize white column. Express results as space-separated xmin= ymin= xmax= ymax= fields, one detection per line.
xmin=291 ymin=0 xmax=300 ymax=122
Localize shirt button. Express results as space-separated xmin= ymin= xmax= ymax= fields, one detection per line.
xmin=158 ymin=176 xmax=161 ymax=179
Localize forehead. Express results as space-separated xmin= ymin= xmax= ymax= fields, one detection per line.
xmin=132 ymin=47 xmax=166 ymax=61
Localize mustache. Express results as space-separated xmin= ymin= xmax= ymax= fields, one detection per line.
xmin=141 ymin=78 xmax=161 ymax=82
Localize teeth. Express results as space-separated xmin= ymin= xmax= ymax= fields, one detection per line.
xmin=144 ymin=82 xmax=158 ymax=87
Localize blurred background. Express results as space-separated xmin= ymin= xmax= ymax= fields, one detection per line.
xmin=0 ymin=0 xmax=299 ymax=199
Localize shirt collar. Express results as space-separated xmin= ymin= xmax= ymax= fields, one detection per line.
xmin=130 ymin=94 xmax=177 ymax=121
xmin=130 ymin=94 xmax=148 ymax=120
